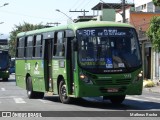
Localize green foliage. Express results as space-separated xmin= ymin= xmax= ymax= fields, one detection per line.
xmin=146 ymin=16 xmax=160 ymax=52
xmin=152 ymin=0 xmax=160 ymax=6
xmin=9 ymin=22 xmax=44 ymax=57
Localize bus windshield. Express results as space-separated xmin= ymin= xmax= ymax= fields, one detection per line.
xmin=0 ymin=51 xmax=9 ymax=70
xmin=77 ymin=27 xmax=142 ymax=73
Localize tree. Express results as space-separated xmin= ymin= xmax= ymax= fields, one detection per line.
xmin=152 ymin=0 xmax=160 ymax=6
xmin=146 ymin=16 xmax=160 ymax=52
xmin=146 ymin=1 xmax=160 ymax=52
xmin=9 ymin=22 xmax=44 ymax=57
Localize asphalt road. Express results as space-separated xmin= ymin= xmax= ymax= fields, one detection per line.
xmin=0 ymin=74 xmax=160 ymax=119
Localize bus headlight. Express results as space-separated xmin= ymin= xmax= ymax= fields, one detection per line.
xmin=138 ymin=71 xmax=143 ymax=78
xmin=79 ymin=73 xmax=93 ymax=84
xmin=132 ymin=71 xmax=143 ymax=83
xmin=138 ymin=73 xmax=143 ymax=77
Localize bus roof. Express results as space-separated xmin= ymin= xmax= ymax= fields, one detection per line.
xmin=17 ymin=21 xmax=134 ymax=37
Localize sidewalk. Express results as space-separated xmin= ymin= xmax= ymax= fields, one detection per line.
xmin=143 ymin=85 xmax=160 ymax=93
xmin=143 ymin=80 xmax=160 ymax=93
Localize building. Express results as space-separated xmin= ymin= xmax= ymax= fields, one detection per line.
xmin=74 ymin=1 xmax=160 ymax=83
xmin=134 ymin=0 xmax=160 ymax=83
xmin=91 ymin=2 xmax=134 ymax=21
xmin=115 ymin=0 xmax=160 ymax=83
xmin=134 ymin=0 xmax=160 ymax=12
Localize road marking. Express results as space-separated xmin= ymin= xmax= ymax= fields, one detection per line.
xmin=13 ymin=98 xmax=26 ymax=103
xmin=126 ymin=96 xmax=150 ymax=102
xmin=144 ymin=96 xmax=160 ymax=101
xmin=38 ymin=99 xmax=52 ymax=103
xmin=1 ymin=88 xmax=6 ymax=91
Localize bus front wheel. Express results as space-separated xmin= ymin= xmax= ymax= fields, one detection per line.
xmin=108 ymin=95 xmax=125 ymax=104
xmin=59 ymin=80 xmax=72 ymax=104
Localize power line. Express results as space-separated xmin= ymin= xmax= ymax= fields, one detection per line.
xmin=69 ymin=0 xmax=91 ymax=18
xmin=46 ymin=22 xmax=61 ymax=26
xmin=69 ymin=10 xmax=89 ymax=16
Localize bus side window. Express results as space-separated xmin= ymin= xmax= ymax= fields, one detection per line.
xmin=34 ymin=35 xmax=42 ymax=58
xmin=26 ymin=36 xmax=33 ymax=58
xmin=17 ymin=37 xmax=25 ymax=58
xmin=53 ymin=35 xmax=57 ymax=56
xmin=54 ymin=31 xmax=65 ymax=57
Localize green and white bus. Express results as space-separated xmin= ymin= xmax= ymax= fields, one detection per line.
xmin=16 ymin=21 xmax=143 ymax=104
xmin=0 ymin=49 xmax=10 ymax=81
xmin=0 ymin=39 xmax=10 ymax=81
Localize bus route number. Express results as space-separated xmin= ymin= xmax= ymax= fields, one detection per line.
xmin=83 ymin=30 xmax=95 ymax=36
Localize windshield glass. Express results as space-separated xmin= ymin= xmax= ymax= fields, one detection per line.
xmin=77 ymin=27 xmax=142 ymax=73
xmin=0 ymin=51 xmax=9 ymax=69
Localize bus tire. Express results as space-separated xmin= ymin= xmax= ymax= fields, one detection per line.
xmin=59 ymin=80 xmax=72 ymax=104
xmin=26 ymin=77 xmax=35 ymax=99
xmin=36 ymin=92 xmax=44 ymax=99
xmin=3 ymin=78 xmax=8 ymax=81
xmin=26 ymin=77 xmax=44 ymax=99
xmin=109 ymin=95 xmax=125 ymax=105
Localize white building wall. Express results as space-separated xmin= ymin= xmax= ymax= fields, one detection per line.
xmin=115 ymin=8 xmax=130 ymax=23
xmin=134 ymin=0 xmax=155 ymax=12
xmin=134 ymin=0 xmax=152 ymax=7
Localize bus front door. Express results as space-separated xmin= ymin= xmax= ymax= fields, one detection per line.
xmin=44 ymin=39 xmax=53 ymax=91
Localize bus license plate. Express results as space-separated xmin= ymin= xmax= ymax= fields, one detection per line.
xmin=107 ymin=88 xmax=118 ymax=93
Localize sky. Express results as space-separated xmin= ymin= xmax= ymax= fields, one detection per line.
xmin=0 ymin=0 xmax=134 ymax=38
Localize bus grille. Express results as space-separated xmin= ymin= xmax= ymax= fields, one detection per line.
xmin=95 ymin=79 xmax=131 ymax=85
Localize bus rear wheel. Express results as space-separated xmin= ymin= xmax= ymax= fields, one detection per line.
xmin=26 ymin=77 xmax=44 ymax=99
xmin=59 ymin=80 xmax=72 ymax=104
xmin=2 ymin=78 xmax=8 ymax=81
xmin=109 ymin=95 xmax=125 ymax=104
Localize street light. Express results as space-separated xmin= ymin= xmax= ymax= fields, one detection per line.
xmin=55 ymin=9 xmax=73 ymax=22
xmin=0 ymin=3 xmax=9 ymax=7
xmin=0 ymin=22 xmax=4 ymax=24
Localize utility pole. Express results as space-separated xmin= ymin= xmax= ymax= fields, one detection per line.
xmin=122 ymin=0 xmax=126 ymax=23
xmin=69 ymin=10 xmax=89 ymax=17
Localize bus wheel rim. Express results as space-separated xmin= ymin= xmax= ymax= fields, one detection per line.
xmin=61 ymin=85 xmax=67 ymax=99
xmin=28 ymin=91 xmax=31 ymax=95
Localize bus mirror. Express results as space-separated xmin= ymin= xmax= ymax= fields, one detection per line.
xmin=72 ymin=38 xmax=77 ymax=51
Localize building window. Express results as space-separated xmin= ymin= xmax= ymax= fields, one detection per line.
xmin=142 ymin=4 xmax=146 ymax=10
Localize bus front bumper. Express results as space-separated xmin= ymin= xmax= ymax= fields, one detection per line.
xmin=0 ymin=71 xmax=10 ymax=79
xmin=74 ymin=82 xmax=143 ymax=97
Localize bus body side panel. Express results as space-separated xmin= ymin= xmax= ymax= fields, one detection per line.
xmin=52 ymin=59 xmax=67 ymax=94
xmin=25 ymin=59 xmax=46 ymax=92
xmin=16 ymin=59 xmax=26 ymax=89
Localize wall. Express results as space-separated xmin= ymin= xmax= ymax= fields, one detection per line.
xmin=130 ymin=12 xmax=160 ymax=32
xmin=102 ymin=9 xmax=115 ymax=21
xmin=134 ymin=0 xmax=152 ymax=7
xmin=115 ymin=7 xmax=131 ymax=23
